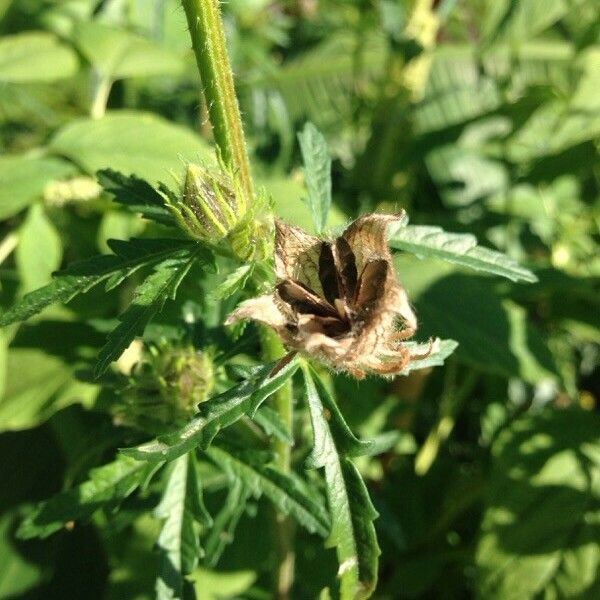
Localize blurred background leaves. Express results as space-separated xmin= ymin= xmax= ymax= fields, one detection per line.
xmin=0 ymin=0 xmax=598 ymax=598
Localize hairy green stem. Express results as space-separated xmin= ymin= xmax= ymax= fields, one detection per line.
xmin=181 ymin=2 xmax=292 ymax=595
xmin=181 ymin=0 xmax=253 ymax=200
xmin=260 ymin=327 xmax=295 ymax=599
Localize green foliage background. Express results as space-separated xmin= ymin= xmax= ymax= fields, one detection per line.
xmin=0 ymin=1 xmax=598 ymax=599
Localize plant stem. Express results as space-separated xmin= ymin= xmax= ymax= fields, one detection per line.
xmin=415 ymin=363 xmax=478 ymax=475
xmin=181 ymin=0 xmax=254 ymax=200
xmin=90 ymin=70 xmax=112 ymax=119
xmin=0 ymin=232 xmax=18 ymax=267
xmin=260 ymin=327 xmax=295 ymax=600
xmin=181 ymin=2 xmax=292 ymax=595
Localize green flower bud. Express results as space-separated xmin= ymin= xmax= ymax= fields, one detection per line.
xmin=114 ymin=343 xmax=215 ymax=432
xmin=165 ymin=162 xmax=274 ymax=262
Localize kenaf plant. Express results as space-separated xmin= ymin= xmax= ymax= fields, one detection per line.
xmin=0 ymin=2 xmax=537 ymax=599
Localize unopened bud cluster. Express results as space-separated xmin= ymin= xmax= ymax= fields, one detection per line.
xmin=165 ymin=162 xmax=273 ymax=261
xmin=115 ymin=343 xmax=214 ymax=431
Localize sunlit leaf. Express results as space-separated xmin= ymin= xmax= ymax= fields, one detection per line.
xmin=95 ymin=251 xmax=198 ymax=377
xmin=72 ymin=21 xmax=183 ymax=81
xmin=391 ymin=225 xmax=537 ymax=282
xmin=49 ymin=111 xmax=213 ymax=185
xmin=298 ymin=122 xmax=332 ymax=234
xmin=122 ymin=358 xmax=300 ymax=462
xmin=303 ymin=364 xmax=380 ymax=600
xmin=0 ymin=239 xmax=194 ymax=327
xmin=476 ymin=408 xmax=600 ymax=599
xmin=0 ymin=32 xmax=78 ymax=82
xmin=0 ymin=156 xmax=77 ymax=220
xmin=155 ymin=453 xmax=210 ymax=600
xmin=16 ymin=204 xmax=62 ymax=294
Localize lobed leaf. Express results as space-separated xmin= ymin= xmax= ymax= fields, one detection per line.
xmin=298 ymin=122 xmax=332 ymax=234
xmin=207 ymin=444 xmax=330 ymax=537
xmin=390 ymin=225 xmax=537 ymax=282
xmin=155 ymin=453 xmax=210 ymax=600
xmin=203 ymin=478 xmax=250 ymax=568
xmin=18 ymin=455 xmax=156 ymax=540
xmin=303 ymin=364 xmax=380 ymax=599
xmin=0 ymin=255 xmax=124 ymax=327
xmin=306 ymin=369 xmax=374 ymax=460
xmin=0 ymin=238 xmax=196 ymax=328
xmin=94 ymin=251 xmax=197 ymax=377
xmin=252 ymin=405 xmax=293 ymax=444
xmin=210 ymin=264 xmax=253 ymax=299
xmin=121 ymin=358 xmax=300 ymax=462
xmin=97 ymin=169 xmax=176 ymax=225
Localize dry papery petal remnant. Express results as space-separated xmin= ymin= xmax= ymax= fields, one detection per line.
xmin=226 ymin=212 xmax=438 ymax=379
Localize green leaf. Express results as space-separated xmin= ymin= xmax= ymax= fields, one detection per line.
xmin=155 ymin=453 xmax=209 ymax=600
xmin=425 ymin=143 xmax=509 ymax=207
xmin=243 ymin=32 xmax=387 ymax=135
xmin=0 ymin=239 xmax=193 ymax=327
xmin=97 ymin=169 xmax=175 ymax=225
xmin=399 ymin=265 xmax=558 ymax=384
xmin=264 ymin=175 xmax=348 ymax=234
xmin=399 ymin=339 xmax=459 ymax=375
xmin=307 ymin=369 xmax=374 ymax=459
xmin=72 ymin=21 xmax=183 ymax=80
xmin=0 ymin=32 xmax=79 ymax=83
xmin=203 ymin=478 xmax=250 ymax=567
xmin=207 ymin=444 xmax=330 ymax=537
xmin=122 ymin=358 xmax=300 ymax=462
xmin=476 ymin=408 xmax=600 ymax=599
xmin=0 ymin=256 xmax=122 ymax=327
xmin=0 ymin=348 xmax=98 ymax=432
xmin=482 ymin=0 xmax=568 ymax=45
xmin=49 ymin=111 xmax=213 ymax=185
xmin=16 ymin=204 xmax=62 ymax=294
xmin=18 ymin=455 xmax=155 ymax=539
xmin=0 ymin=156 xmax=77 ymax=220
xmin=94 ymin=252 xmax=197 ymax=377
xmin=188 ymin=568 xmax=257 ymax=600
xmin=0 ymin=512 xmax=45 ymax=597
xmin=391 ymin=225 xmax=537 ymax=282
xmin=298 ymin=122 xmax=332 ymax=234
xmin=507 ymin=99 xmax=600 ymax=161
xmin=252 ymin=405 xmax=293 ymax=444
xmin=210 ymin=264 xmax=252 ymax=299
xmin=303 ymin=364 xmax=380 ymax=600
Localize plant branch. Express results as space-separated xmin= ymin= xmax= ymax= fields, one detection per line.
xmin=0 ymin=232 xmax=18 ymax=267
xmin=90 ymin=70 xmax=112 ymax=119
xmin=181 ymin=0 xmax=254 ymax=200
xmin=415 ymin=363 xmax=478 ymax=475
xmin=181 ymin=2 xmax=291 ymax=596
xmin=260 ymin=326 xmax=295 ymax=600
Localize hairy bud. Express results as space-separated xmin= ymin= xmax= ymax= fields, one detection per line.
xmin=114 ymin=343 xmax=214 ymax=432
xmin=165 ymin=162 xmax=273 ymax=261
